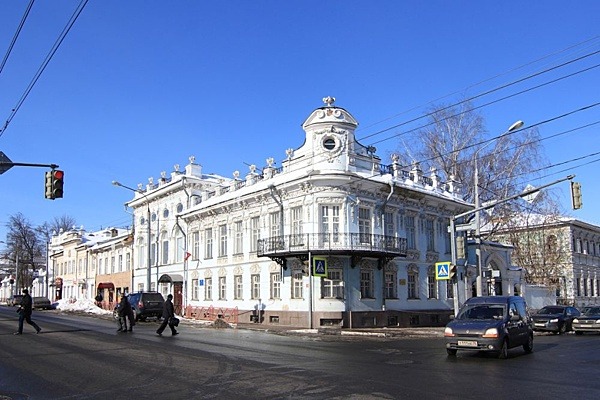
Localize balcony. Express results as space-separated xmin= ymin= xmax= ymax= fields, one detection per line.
xmin=257 ymin=233 xmax=407 ymax=259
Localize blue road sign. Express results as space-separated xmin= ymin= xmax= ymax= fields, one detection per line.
xmin=435 ymin=262 xmax=451 ymax=280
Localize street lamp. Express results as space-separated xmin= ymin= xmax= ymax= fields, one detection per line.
xmin=474 ymin=120 xmax=524 ymax=297
xmin=112 ymin=180 xmax=152 ymax=291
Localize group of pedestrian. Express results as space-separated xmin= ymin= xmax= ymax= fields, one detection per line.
xmin=117 ymin=294 xmax=135 ymax=332
xmin=12 ymin=289 xmax=180 ymax=337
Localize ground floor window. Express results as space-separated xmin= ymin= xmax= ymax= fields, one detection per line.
xmin=322 ymin=269 xmax=343 ymax=299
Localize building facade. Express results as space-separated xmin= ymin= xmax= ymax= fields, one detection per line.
xmin=490 ymin=215 xmax=600 ymax=308
xmin=121 ymin=97 xmax=480 ymax=327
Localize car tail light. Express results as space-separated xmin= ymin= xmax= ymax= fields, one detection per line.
xmin=138 ymin=301 xmax=144 ymax=309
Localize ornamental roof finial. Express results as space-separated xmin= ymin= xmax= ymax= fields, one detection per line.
xmin=323 ymin=96 xmax=335 ymax=107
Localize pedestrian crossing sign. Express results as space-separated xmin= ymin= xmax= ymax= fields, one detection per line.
xmin=313 ymin=257 xmax=328 ymax=277
xmin=435 ymin=262 xmax=451 ymax=280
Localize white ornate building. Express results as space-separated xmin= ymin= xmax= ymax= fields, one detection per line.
xmin=121 ymin=97 xmax=480 ymax=327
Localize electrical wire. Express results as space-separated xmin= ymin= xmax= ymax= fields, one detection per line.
xmin=0 ymin=0 xmax=89 ymax=139
xmin=0 ymin=0 xmax=35 ymax=77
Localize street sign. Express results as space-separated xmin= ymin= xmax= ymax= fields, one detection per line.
xmin=313 ymin=257 xmax=328 ymax=277
xmin=435 ymin=261 xmax=451 ymax=280
xmin=0 ymin=151 xmax=14 ymax=175
xmin=455 ymin=221 xmax=477 ymax=232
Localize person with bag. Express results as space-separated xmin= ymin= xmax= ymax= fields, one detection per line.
xmin=117 ymin=294 xmax=135 ymax=332
xmin=156 ymin=294 xmax=178 ymax=336
xmin=15 ymin=288 xmax=41 ymax=335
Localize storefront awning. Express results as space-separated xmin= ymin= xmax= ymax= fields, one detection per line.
xmin=97 ymin=282 xmax=115 ymax=290
xmin=158 ymin=274 xmax=183 ymax=283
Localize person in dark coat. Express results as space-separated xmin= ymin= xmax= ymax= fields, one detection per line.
xmin=117 ymin=295 xmax=135 ymax=332
xmin=15 ymin=289 xmax=41 ymax=335
xmin=156 ymin=294 xmax=178 ymax=336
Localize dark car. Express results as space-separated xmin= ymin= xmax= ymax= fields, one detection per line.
xmin=572 ymin=306 xmax=600 ymax=335
xmin=32 ymin=297 xmax=52 ymax=310
xmin=444 ymin=296 xmax=533 ymax=359
xmin=8 ymin=294 xmax=23 ymax=307
xmin=531 ymin=305 xmax=580 ymax=334
xmin=114 ymin=292 xmax=165 ymax=321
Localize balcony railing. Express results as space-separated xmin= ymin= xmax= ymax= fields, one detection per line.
xmin=257 ymin=233 xmax=407 ymax=258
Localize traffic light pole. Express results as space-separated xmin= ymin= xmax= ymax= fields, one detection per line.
xmin=449 ymin=174 xmax=575 ymax=306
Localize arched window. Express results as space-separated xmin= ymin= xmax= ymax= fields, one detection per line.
xmin=427 ymin=266 xmax=438 ymax=299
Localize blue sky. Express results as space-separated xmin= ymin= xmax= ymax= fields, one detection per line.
xmin=0 ymin=1 xmax=599 ymax=242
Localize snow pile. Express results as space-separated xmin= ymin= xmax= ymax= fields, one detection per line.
xmin=55 ymin=298 xmax=113 ymax=316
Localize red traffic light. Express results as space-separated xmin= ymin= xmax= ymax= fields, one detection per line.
xmin=53 ymin=170 xmax=64 ymax=180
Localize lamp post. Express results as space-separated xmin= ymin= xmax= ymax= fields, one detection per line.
xmin=474 ymin=120 xmax=524 ymax=297
xmin=112 ymin=181 xmax=152 ymax=291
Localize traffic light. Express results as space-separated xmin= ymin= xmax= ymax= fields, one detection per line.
xmin=44 ymin=169 xmax=64 ymax=200
xmin=52 ymin=169 xmax=64 ymax=199
xmin=456 ymin=236 xmax=466 ymax=259
xmin=44 ymin=171 xmax=53 ymax=199
xmin=449 ymin=265 xmax=458 ymax=280
xmin=571 ymin=181 xmax=582 ymax=210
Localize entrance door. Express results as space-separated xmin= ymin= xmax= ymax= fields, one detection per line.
xmin=173 ymin=282 xmax=183 ymax=314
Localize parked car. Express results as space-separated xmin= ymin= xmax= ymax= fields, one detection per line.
xmin=572 ymin=306 xmax=600 ymax=335
xmin=444 ymin=296 xmax=534 ymax=359
xmin=32 ymin=297 xmax=52 ymax=310
xmin=114 ymin=292 xmax=165 ymax=321
xmin=7 ymin=294 xmax=23 ymax=307
xmin=531 ymin=305 xmax=580 ymax=334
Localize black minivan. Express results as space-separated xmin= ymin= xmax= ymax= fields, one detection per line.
xmin=114 ymin=292 xmax=165 ymax=321
xmin=444 ymin=296 xmax=533 ymax=359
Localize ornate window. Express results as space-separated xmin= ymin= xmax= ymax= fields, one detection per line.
xmin=385 ymin=269 xmax=397 ymax=299
xmin=292 ymin=269 xmax=304 ymax=299
xmin=407 ymin=264 xmax=419 ymax=299
xmin=205 ymin=228 xmax=213 ymax=259
xmin=270 ymin=272 xmax=281 ymax=299
xmin=204 ymin=277 xmax=213 ymax=301
xmin=218 ymin=224 xmax=227 ymax=257
xmin=251 ymin=274 xmax=260 ymax=300
xmin=234 ymin=275 xmax=243 ymax=300
xmin=427 ymin=266 xmax=438 ymax=299
xmin=360 ymin=267 xmax=374 ymax=298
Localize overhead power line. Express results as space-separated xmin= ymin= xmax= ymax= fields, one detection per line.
xmin=0 ymin=0 xmax=89 ymax=139
xmin=0 ymin=0 xmax=35 ymax=77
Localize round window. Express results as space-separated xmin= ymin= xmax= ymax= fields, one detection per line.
xmin=140 ymin=217 xmax=146 ymax=225
xmin=323 ymin=137 xmax=336 ymax=150
xmin=163 ymin=209 xmax=169 ymax=218
xmin=176 ymin=203 xmax=183 ymax=213
xmin=151 ymin=213 xmax=157 ymax=222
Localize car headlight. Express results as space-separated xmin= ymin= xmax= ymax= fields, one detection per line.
xmin=444 ymin=327 xmax=454 ymax=337
xmin=595 ymin=319 xmax=600 ymax=324
xmin=573 ymin=318 xmax=579 ymax=323
xmin=550 ymin=318 xmax=559 ymax=323
xmin=482 ymin=328 xmax=499 ymax=338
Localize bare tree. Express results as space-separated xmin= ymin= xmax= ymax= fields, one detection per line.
xmin=396 ymin=100 xmax=564 ymax=285
xmin=5 ymin=213 xmax=46 ymax=290
xmin=37 ymin=214 xmax=78 ymax=243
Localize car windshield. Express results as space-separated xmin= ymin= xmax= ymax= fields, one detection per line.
xmin=583 ymin=307 xmax=600 ymax=315
xmin=457 ymin=305 xmax=506 ymax=320
xmin=537 ymin=307 xmax=563 ymax=314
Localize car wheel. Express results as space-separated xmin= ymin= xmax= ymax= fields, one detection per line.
xmin=498 ymin=339 xmax=509 ymax=359
xmin=575 ymin=331 xmax=583 ymax=336
xmin=523 ymin=335 xmax=533 ymax=353
xmin=446 ymin=348 xmax=457 ymax=356
xmin=558 ymin=324 xmax=566 ymax=335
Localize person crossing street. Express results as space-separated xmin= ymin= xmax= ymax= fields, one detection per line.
xmin=156 ymin=294 xmax=178 ymax=336
xmin=15 ymin=289 xmax=41 ymax=335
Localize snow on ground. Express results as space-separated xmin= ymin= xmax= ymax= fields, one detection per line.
xmin=55 ymin=298 xmax=112 ymax=315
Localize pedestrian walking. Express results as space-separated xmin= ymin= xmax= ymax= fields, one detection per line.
xmin=156 ymin=294 xmax=178 ymax=336
xmin=117 ymin=295 xmax=135 ymax=332
xmin=15 ymin=289 xmax=41 ymax=335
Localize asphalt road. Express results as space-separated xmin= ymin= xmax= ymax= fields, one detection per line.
xmin=0 ymin=306 xmax=599 ymax=399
